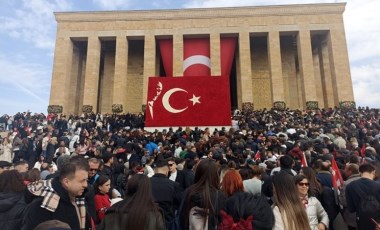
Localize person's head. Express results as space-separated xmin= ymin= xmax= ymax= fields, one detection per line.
xmin=167 ymin=157 xmax=177 ymax=173
xmin=193 ymin=158 xmax=220 ymax=189
xmin=56 ymin=155 xmax=71 ymax=171
xmin=38 ymin=155 xmax=45 ymax=162
xmin=88 ymin=158 xmax=100 ymax=178
xmin=0 ymin=170 xmax=25 ymax=193
xmin=59 ymin=156 xmax=90 ymax=198
xmin=14 ymin=161 xmax=29 ymax=173
xmin=359 ymin=163 xmax=376 ymax=180
xmin=251 ymin=165 xmax=262 ymax=178
xmin=24 ymin=168 xmax=41 ymax=183
xmin=102 ymin=152 xmax=113 ymax=165
xmin=121 ymin=174 xmax=159 ymax=230
xmin=320 ymin=161 xmax=331 ymax=171
xmin=40 ymin=162 xmax=49 ymax=171
xmin=294 ymin=174 xmax=309 ymax=197
xmin=59 ymin=140 xmax=66 ymax=147
xmin=0 ymin=161 xmax=12 ymax=174
xmin=272 ymin=171 xmax=310 ymax=230
xmin=279 ymin=155 xmax=293 ymax=169
xmin=221 ymin=169 xmax=244 ymax=196
xmin=154 ymin=159 xmax=169 ymax=176
xmin=184 ymin=158 xmax=196 ymax=170
xmin=34 ymin=220 xmax=71 ymax=230
xmin=344 ymin=163 xmax=359 ymax=177
xmin=94 ymin=175 xmax=111 ymax=195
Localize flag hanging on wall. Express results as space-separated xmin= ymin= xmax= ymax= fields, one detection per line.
xmin=183 ymin=38 xmax=211 ymax=76
xmin=145 ymin=76 xmax=231 ymax=128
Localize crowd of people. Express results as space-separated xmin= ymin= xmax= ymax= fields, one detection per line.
xmin=0 ymin=106 xmax=379 ymax=230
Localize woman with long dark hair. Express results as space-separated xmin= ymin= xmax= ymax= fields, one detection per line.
xmin=178 ymin=158 xmax=226 ymax=229
xmin=99 ymin=174 xmax=165 ymax=230
xmin=94 ymin=175 xmax=111 ymax=222
xmin=220 ymin=169 xmax=274 ymax=229
xmin=0 ymin=170 xmax=27 ymax=230
xmin=272 ymin=171 xmax=310 ymax=230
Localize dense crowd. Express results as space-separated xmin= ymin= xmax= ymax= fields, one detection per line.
xmin=0 ymin=106 xmax=379 ymax=230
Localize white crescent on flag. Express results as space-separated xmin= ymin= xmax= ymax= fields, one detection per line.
xmin=183 ymin=55 xmax=211 ymax=72
xmin=162 ymin=88 xmax=189 ymax=113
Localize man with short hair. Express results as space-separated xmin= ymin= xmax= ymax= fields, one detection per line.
xmin=88 ymin=158 xmax=100 ymax=185
xmin=150 ymin=159 xmax=182 ymax=228
xmin=23 ymin=156 xmax=92 ymax=230
xmin=168 ymin=157 xmax=188 ymax=190
xmin=346 ymin=163 xmax=380 ymax=230
xmin=262 ymin=155 xmax=295 ymax=200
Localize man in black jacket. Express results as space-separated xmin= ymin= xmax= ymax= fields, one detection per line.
xmin=150 ymin=159 xmax=182 ymax=228
xmin=23 ymin=156 xmax=92 ymax=230
xmin=168 ymin=157 xmax=189 ymax=190
xmin=346 ymin=163 xmax=380 ymax=230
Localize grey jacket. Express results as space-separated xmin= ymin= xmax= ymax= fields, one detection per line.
xmin=306 ymin=196 xmax=329 ymax=230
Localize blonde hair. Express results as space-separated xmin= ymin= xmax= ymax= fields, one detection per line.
xmin=272 ymin=172 xmax=310 ymax=230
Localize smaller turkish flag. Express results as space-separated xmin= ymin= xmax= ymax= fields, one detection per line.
xmin=254 ymin=151 xmax=261 ymax=161
xmin=300 ymin=152 xmax=308 ymax=168
xmin=331 ymin=158 xmax=344 ymax=190
xmin=145 ymin=76 xmax=231 ymax=128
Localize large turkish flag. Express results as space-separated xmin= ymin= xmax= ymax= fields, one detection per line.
xmin=145 ymin=76 xmax=231 ymax=128
xmin=183 ymin=38 xmax=210 ymax=76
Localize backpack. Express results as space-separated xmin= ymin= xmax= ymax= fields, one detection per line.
xmin=189 ymin=206 xmax=208 ymax=230
xmin=357 ymin=187 xmax=380 ymax=229
xmin=219 ymin=210 xmax=253 ymax=230
xmin=189 ymin=190 xmax=221 ymax=230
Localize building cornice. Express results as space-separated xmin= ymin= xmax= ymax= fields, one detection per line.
xmin=55 ymin=3 xmax=346 ymax=22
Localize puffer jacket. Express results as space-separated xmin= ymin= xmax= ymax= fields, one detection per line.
xmin=0 ymin=192 xmax=27 ymax=230
xmin=305 ymin=196 xmax=329 ymax=230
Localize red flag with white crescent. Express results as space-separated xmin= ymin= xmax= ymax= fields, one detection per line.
xmin=145 ymin=76 xmax=231 ymax=128
xmin=331 ymin=158 xmax=344 ymax=189
xmin=183 ymin=38 xmax=210 ymax=76
xmin=300 ymin=152 xmax=308 ymax=168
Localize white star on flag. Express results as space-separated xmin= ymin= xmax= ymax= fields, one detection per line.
xmin=189 ymin=94 xmax=201 ymax=106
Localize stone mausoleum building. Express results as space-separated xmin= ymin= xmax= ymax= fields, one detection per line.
xmin=49 ymin=3 xmax=355 ymax=114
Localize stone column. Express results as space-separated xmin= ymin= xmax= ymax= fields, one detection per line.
xmin=100 ymin=51 xmax=115 ymax=113
xmin=313 ymin=50 xmax=324 ymax=108
xmin=69 ymin=44 xmax=81 ymax=114
xmin=268 ymin=31 xmax=285 ymax=105
xmin=143 ymin=34 xmax=156 ymax=106
xmin=238 ymin=32 xmax=253 ymax=107
xmin=113 ymin=35 xmax=128 ymax=113
xmin=50 ymin=36 xmax=73 ymax=114
xmin=173 ymin=33 xmax=183 ymax=76
xmin=327 ymin=26 xmax=355 ymax=104
xmin=297 ymin=30 xmax=317 ymax=109
xmin=319 ymin=39 xmax=335 ymax=108
xmin=210 ymin=33 xmax=221 ymax=76
xmin=82 ymin=36 xmax=101 ymax=113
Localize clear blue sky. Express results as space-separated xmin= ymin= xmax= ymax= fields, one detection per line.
xmin=0 ymin=0 xmax=379 ymax=115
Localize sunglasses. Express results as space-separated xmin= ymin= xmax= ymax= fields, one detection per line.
xmin=298 ymin=182 xmax=310 ymax=187
xmin=89 ymin=168 xmax=98 ymax=172
xmin=168 ymin=163 xmax=175 ymax=167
